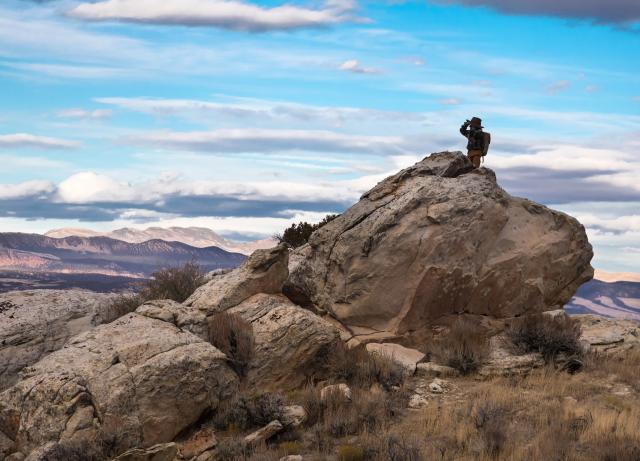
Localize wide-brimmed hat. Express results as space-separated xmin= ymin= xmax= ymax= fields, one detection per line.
xmin=470 ymin=116 xmax=483 ymax=128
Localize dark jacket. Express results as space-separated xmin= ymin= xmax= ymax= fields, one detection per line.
xmin=460 ymin=124 xmax=485 ymax=151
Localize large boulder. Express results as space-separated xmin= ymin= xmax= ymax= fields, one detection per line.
xmin=0 ymin=313 xmax=238 ymax=460
xmin=228 ymin=294 xmax=340 ymax=389
xmin=0 ymin=289 xmax=125 ymax=391
xmin=185 ymin=244 xmax=289 ymax=314
xmin=286 ymin=152 xmax=593 ymax=338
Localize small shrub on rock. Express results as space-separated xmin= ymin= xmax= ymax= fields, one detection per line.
xmin=507 ymin=313 xmax=583 ymax=362
xmin=208 ymin=312 xmax=255 ymax=376
xmin=275 ymin=214 xmax=339 ymax=248
xmin=106 ymin=261 xmax=207 ymax=316
xmin=433 ymin=318 xmax=489 ymax=375
xmin=140 ymin=261 xmax=206 ymax=303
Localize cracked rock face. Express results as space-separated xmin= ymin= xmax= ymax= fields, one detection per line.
xmin=0 ymin=313 xmax=237 ymax=459
xmin=286 ymin=152 xmax=593 ymax=337
xmin=228 ymin=294 xmax=340 ymax=389
xmin=185 ymin=244 xmax=289 ymax=314
xmin=0 ymin=289 xmax=124 ymax=391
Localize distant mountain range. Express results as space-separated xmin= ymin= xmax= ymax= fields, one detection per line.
xmin=565 ymin=277 xmax=640 ymax=321
xmin=45 ymin=226 xmax=276 ymax=255
xmin=0 ymin=232 xmax=246 ymax=278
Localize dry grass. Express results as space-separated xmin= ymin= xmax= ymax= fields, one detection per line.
xmin=329 ymin=342 xmax=405 ymax=390
xmin=432 ymin=318 xmax=490 ymax=374
xmin=208 ymin=312 xmax=255 ymax=376
xmin=507 ymin=313 xmax=583 ymax=362
xmin=106 ymin=261 xmax=207 ymax=316
xmin=140 ymin=261 xmax=206 ymax=303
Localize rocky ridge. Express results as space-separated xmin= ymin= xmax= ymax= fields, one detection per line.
xmin=0 ymin=152 xmax=621 ymax=461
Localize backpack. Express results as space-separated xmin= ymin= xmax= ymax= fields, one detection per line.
xmin=482 ymin=132 xmax=491 ymax=156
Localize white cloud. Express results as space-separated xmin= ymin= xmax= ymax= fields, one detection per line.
xmin=130 ymin=128 xmax=408 ymax=155
xmin=0 ymin=133 xmax=80 ymax=150
xmin=545 ymin=80 xmax=571 ymax=95
xmin=68 ymin=0 xmax=360 ymax=32
xmin=439 ymin=98 xmax=461 ymax=105
xmin=57 ymin=108 xmax=113 ymax=120
xmin=338 ymin=59 xmax=381 ymax=74
xmin=56 ymin=172 xmax=137 ymax=203
xmin=0 ymin=180 xmax=54 ymax=200
xmin=6 ymin=62 xmax=129 ymax=79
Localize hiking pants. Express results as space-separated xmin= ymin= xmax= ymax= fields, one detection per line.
xmin=467 ymin=149 xmax=482 ymax=168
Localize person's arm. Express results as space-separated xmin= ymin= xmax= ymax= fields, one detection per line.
xmin=459 ymin=122 xmax=470 ymax=138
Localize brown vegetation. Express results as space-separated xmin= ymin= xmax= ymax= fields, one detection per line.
xmin=108 ymin=261 xmax=207 ymax=313
xmin=507 ymin=312 xmax=583 ymax=362
xmin=432 ymin=318 xmax=490 ymax=374
xmin=208 ymin=312 xmax=255 ymax=376
xmin=328 ymin=341 xmax=405 ymax=390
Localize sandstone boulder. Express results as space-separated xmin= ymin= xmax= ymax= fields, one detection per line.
xmin=365 ymin=343 xmax=425 ymax=375
xmin=576 ymin=314 xmax=640 ymax=353
xmin=0 ymin=289 xmax=124 ymax=391
xmin=0 ymin=313 xmax=237 ymax=460
xmin=185 ymin=244 xmax=289 ymax=314
xmin=227 ymin=294 xmax=340 ymax=389
xmin=286 ymin=152 xmax=593 ymax=339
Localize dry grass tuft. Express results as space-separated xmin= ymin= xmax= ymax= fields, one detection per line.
xmin=208 ymin=312 xmax=255 ymax=376
xmin=432 ymin=318 xmax=490 ymax=375
xmin=329 ymin=342 xmax=405 ymax=390
xmin=141 ymin=261 xmax=206 ymax=303
xmin=507 ymin=313 xmax=583 ymax=362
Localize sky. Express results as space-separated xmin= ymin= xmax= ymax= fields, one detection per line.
xmin=0 ymin=0 xmax=639 ymax=272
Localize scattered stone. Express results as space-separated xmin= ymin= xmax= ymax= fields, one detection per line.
xmin=280 ymin=456 xmax=303 ymax=461
xmin=281 ymin=406 xmax=307 ymax=428
xmin=365 ymin=343 xmax=425 ymax=375
xmin=321 ymin=383 xmax=352 ymax=401
xmin=479 ymin=337 xmax=544 ymax=377
xmin=176 ymin=426 xmax=217 ymax=459
xmin=244 ymin=420 xmax=284 ymax=446
xmin=429 ymin=378 xmax=446 ymax=394
xmin=415 ymin=362 xmax=459 ymax=378
xmin=113 ymin=443 xmax=178 ymax=461
xmin=286 ymin=151 xmax=593 ymax=337
xmin=185 ymin=244 xmax=289 ymax=314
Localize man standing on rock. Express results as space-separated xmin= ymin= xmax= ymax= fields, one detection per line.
xmin=460 ymin=117 xmax=490 ymax=168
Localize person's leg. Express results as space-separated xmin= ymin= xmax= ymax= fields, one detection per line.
xmin=467 ymin=150 xmax=481 ymax=168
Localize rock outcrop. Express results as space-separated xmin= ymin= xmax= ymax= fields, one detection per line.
xmin=286 ymin=152 xmax=593 ymax=339
xmin=0 ymin=290 xmax=124 ymax=391
xmin=0 ymin=313 xmax=237 ymax=460
xmin=227 ymin=294 xmax=340 ymax=389
xmin=186 ymin=244 xmax=289 ymax=314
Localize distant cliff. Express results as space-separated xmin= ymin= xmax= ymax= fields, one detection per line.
xmin=0 ymin=233 xmax=246 ymax=277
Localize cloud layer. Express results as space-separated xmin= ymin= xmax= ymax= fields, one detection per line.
xmin=432 ymin=0 xmax=640 ymax=25
xmin=68 ymin=0 xmax=360 ymax=31
xmin=0 ymin=133 xmax=79 ymax=150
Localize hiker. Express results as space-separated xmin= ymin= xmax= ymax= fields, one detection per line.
xmin=460 ymin=117 xmax=490 ymax=168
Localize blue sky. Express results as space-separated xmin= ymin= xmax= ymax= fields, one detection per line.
xmin=0 ymin=0 xmax=639 ymax=272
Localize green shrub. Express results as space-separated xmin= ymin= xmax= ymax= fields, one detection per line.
xmin=208 ymin=312 xmax=255 ymax=376
xmin=433 ymin=318 xmax=489 ymax=375
xmin=507 ymin=313 xmax=583 ymax=362
xmin=275 ymin=214 xmax=339 ymax=248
